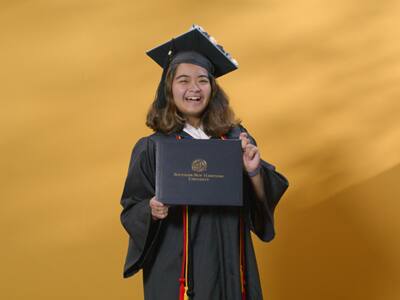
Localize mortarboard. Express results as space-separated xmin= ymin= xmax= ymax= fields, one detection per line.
xmin=146 ymin=24 xmax=238 ymax=78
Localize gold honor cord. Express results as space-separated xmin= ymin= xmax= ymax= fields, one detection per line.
xmin=176 ymin=133 xmax=246 ymax=299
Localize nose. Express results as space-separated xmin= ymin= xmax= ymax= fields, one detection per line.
xmin=188 ymin=81 xmax=201 ymax=92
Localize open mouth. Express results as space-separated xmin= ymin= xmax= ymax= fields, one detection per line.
xmin=185 ymin=96 xmax=201 ymax=102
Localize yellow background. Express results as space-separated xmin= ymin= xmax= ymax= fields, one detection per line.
xmin=1 ymin=0 xmax=399 ymax=299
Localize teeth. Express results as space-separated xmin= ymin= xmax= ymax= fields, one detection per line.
xmin=186 ymin=97 xmax=200 ymax=101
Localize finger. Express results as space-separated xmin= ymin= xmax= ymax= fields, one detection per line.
xmin=248 ymin=146 xmax=258 ymax=159
xmin=152 ymin=210 xmax=162 ymax=219
xmin=244 ymin=144 xmax=258 ymax=160
xmin=150 ymin=202 xmax=161 ymax=210
xmin=240 ymin=136 xmax=249 ymax=149
xmin=157 ymin=206 xmax=169 ymax=213
xmin=156 ymin=211 xmax=168 ymax=219
xmin=158 ymin=207 xmax=168 ymax=215
xmin=153 ymin=207 xmax=165 ymax=215
xmin=239 ymin=132 xmax=248 ymax=139
xmin=244 ymin=143 xmax=255 ymax=153
xmin=150 ymin=198 xmax=164 ymax=207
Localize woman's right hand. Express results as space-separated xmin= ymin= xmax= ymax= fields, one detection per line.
xmin=149 ymin=196 xmax=169 ymax=221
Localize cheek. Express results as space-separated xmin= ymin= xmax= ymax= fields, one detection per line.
xmin=204 ymin=85 xmax=212 ymax=101
xmin=172 ymin=84 xmax=184 ymax=100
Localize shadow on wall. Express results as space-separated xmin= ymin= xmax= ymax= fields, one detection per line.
xmin=268 ymin=164 xmax=400 ymax=300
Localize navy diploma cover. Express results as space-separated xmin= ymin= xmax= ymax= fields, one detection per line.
xmin=155 ymin=139 xmax=243 ymax=206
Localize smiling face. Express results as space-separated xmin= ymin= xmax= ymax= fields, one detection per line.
xmin=171 ymin=63 xmax=212 ymax=127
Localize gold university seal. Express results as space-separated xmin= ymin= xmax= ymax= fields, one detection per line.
xmin=191 ymin=159 xmax=207 ymax=173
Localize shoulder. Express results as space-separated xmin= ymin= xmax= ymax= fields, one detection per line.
xmin=130 ymin=133 xmax=156 ymax=158
xmin=226 ymin=124 xmax=257 ymax=145
xmin=131 ymin=131 xmax=174 ymax=155
xmin=127 ymin=133 xmax=163 ymax=169
xmin=225 ymin=124 xmax=244 ymax=139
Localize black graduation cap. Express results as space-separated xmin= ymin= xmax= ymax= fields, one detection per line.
xmin=146 ymin=25 xmax=238 ymax=78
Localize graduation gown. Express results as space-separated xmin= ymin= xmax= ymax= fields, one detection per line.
xmin=120 ymin=126 xmax=289 ymax=300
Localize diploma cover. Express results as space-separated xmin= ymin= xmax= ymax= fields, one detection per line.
xmin=155 ymin=138 xmax=243 ymax=206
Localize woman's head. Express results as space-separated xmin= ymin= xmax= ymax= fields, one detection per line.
xmin=146 ymin=52 xmax=239 ymax=137
xmin=168 ymin=62 xmax=212 ymax=127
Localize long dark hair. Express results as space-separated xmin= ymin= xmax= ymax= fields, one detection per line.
xmin=146 ymin=62 xmax=240 ymax=137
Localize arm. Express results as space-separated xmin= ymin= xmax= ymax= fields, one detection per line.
xmin=239 ymin=131 xmax=289 ymax=242
xmin=239 ymin=132 xmax=266 ymax=201
xmin=248 ymin=172 xmax=266 ymax=201
xmin=120 ymin=137 xmax=162 ymax=278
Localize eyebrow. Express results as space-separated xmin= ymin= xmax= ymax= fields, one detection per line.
xmin=175 ymin=74 xmax=209 ymax=80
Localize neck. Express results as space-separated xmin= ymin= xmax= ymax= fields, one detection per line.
xmin=186 ymin=117 xmax=201 ymax=128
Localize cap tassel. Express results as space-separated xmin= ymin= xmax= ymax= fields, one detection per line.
xmin=156 ymin=39 xmax=176 ymax=109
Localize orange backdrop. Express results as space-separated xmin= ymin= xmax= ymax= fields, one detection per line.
xmin=1 ymin=0 xmax=399 ymax=299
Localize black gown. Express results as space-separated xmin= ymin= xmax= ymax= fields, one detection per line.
xmin=120 ymin=125 xmax=289 ymax=300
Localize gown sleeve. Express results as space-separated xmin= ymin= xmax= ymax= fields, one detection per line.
xmin=237 ymin=126 xmax=289 ymax=242
xmin=120 ymin=136 xmax=161 ymax=278
xmin=246 ymin=158 xmax=288 ymax=242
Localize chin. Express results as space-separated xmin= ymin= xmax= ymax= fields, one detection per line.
xmin=180 ymin=107 xmax=205 ymax=116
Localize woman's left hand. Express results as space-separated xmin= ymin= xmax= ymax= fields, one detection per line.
xmin=239 ymin=132 xmax=261 ymax=173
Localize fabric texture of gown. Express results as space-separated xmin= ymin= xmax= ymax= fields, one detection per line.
xmin=120 ymin=125 xmax=289 ymax=300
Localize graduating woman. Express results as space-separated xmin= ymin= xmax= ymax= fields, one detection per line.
xmin=120 ymin=25 xmax=289 ymax=300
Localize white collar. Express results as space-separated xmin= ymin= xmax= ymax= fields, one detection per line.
xmin=183 ymin=123 xmax=211 ymax=140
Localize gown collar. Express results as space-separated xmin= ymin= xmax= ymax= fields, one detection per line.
xmin=182 ymin=123 xmax=211 ymax=140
